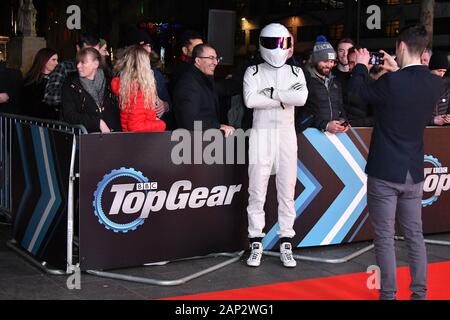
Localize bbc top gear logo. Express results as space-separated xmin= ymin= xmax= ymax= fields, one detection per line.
xmin=423 ymin=155 xmax=450 ymax=207
xmin=93 ymin=168 xmax=242 ymax=234
xmin=93 ymin=168 xmax=149 ymax=233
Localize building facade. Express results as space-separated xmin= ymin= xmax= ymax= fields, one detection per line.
xmin=236 ymin=0 xmax=450 ymax=56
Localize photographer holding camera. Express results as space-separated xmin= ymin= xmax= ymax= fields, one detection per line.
xmin=349 ymin=25 xmax=444 ymax=300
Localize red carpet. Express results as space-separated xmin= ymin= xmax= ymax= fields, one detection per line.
xmin=164 ymin=261 xmax=450 ymax=300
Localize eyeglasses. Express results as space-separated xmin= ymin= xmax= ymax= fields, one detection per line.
xmin=260 ymin=37 xmax=292 ymax=50
xmin=198 ymin=56 xmax=223 ymax=63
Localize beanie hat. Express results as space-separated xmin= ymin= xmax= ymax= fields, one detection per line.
xmin=311 ymin=35 xmax=336 ymax=64
xmin=99 ymin=38 xmax=107 ymax=48
xmin=429 ymin=51 xmax=450 ymax=71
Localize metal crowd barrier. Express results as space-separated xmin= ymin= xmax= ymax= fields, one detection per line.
xmin=1 ymin=113 xmax=245 ymax=284
xmin=2 ymin=113 xmax=449 ymax=287
xmin=0 ymin=113 xmax=87 ymax=219
xmin=1 ymin=113 xmax=86 ymax=275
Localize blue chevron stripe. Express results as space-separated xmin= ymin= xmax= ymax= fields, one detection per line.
xmin=21 ymin=126 xmax=50 ymax=250
xmin=39 ymin=202 xmax=65 ymax=255
xmin=295 ymin=160 xmax=322 ymax=215
xmin=299 ymin=130 xmax=364 ymax=247
xmin=349 ymin=213 xmax=370 ymax=242
xmin=336 ymin=133 xmax=367 ymax=172
xmin=14 ymin=123 xmax=33 ymax=235
xmin=21 ymin=127 xmax=62 ymax=254
xmin=31 ymin=129 xmax=62 ymax=255
xmin=327 ymin=133 xmax=367 ymax=244
xmin=262 ymin=159 xmax=322 ymax=249
xmin=350 ymin=128 xmax=369 ymax=154
xmin=325 ymin=129 xmax=369 ymax=244
xmin=330 ymin=194 xmax=367 ymax=244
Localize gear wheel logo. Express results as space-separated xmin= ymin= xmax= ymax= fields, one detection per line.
xmin=93 ymin=168 xmax=149 ymax=233
xmin=423 ymin=155 xmax=442 ymax=208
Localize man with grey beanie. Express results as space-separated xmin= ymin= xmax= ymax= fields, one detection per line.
xmin=298 ymin=35 xmax=349 ymax=134
xmin=428 ymin=51 xmax=450 ymax=126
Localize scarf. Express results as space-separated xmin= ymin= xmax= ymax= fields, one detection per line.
xmin=80 ymin=69 xmax=106 ymax=107
xmin=180 ymin=54 xmax=191 ymax=64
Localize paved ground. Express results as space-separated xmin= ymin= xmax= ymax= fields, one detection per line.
xmin=1 ymin=222 xmax=449 ymax=300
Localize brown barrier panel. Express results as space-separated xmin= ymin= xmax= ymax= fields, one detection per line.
xmin=79 ymin=128 xmax=450 ymax=271
xmin=79 ymin=132 xmax=249 ymax=271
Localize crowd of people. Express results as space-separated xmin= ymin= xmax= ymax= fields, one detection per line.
xmin=0 ymin=26 xmax=449 ymax=134
xmin=1 ymin=22 xmax=449 ymax=300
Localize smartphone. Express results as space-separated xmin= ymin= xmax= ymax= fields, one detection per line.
xmin=340 ymin=120 xmax=350 ymax=127
xmin=370 ymin=52 xmax=384 ymax=65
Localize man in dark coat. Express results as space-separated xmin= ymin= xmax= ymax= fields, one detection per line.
xmin=427 ymin=51 xmax=450 ymax=126
xmin=349 ymin=25 xmax=444 ymax=300
xmin=173 ymin=44 xmax=234 ymax=137
xmin=170 ymin=30 xmax=203 ymax=95
xmin=344 ymin=46 xmax=374 ymax=127
xmin=0 ymin=61 xmax=23 ymax=115
xmin=299 ymin=36 xmax=349 ymax=134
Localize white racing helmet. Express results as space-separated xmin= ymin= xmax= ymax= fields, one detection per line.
xmin=259 ymin=23 xmax=292 ymax=68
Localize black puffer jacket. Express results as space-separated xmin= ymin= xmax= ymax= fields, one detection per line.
xmin=300 ymin=65 xmax=347 ymax=131
xmin=345 ymin=89 xmax=374 ymax=127
xmin=430 ymin=77 xmax=450 ymax=125
xmin=23 ymin=76 xmax=60 ymax=120
xmin=62 ymin=73 xmax=121 ymax=133
xmin=0 ymin=62 xmax=23 ymax=115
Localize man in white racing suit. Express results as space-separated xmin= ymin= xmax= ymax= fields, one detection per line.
xmin=243 ymin=23 xmax=308 ymax=268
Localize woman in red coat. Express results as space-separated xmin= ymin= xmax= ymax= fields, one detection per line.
xmin=111 ymin=46 xmax=166 ymax=132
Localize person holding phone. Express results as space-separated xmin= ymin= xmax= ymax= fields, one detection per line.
xmin=299 ymin=35 xmax=350 ymax=134
xmin=349 ymin=25 xmax=444 ymax=300
xmin=427 ymin=51 xmax=450 ymax=126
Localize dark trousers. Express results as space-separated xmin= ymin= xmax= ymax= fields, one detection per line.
xmin=367 ymin=173 xmax=427 ymax=300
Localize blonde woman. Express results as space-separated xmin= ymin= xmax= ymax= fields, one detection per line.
xmin=111 ymin=46 xmax=166 ymax=132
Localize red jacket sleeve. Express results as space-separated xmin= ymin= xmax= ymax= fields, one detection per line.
xmin=111 ymin=77 xmax=120 ymax=97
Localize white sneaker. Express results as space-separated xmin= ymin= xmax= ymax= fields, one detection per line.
xmin=247 ymin=242 xmax=263 ymax=267
xmin=280 ymin=243 xmax=297 ymax=268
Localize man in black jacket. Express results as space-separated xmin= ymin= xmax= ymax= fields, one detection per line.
xmin=173 ymin=44 xmax=234 ymax=137
xmin=427 ymin=51 xmax=450 ymax=126
xmin=332 ymin=37 xmax=355 ymax=100
xmin=299 ymin=36 xmax=349 ymax=134
xmin=170 ymin=30 xmax=203 ymax=94
xmin=345 ymin=47 xmax=374 ymax=127
xmin=0 ymin=61 xmax=23 ymax=115
xmin=349 ymin=25 xmax=444 ymax=300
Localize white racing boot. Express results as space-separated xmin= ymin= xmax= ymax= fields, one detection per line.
xmin=247 ymin=242 xmax=263 ymax=267
xmin=280 ymin=242 xmax=297 ymax=268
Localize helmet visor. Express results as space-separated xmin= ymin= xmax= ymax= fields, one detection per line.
xmin=260 ymin=37 xmax=292 ymax=50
